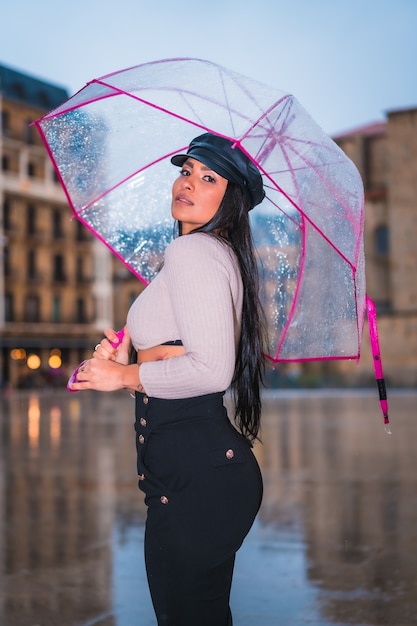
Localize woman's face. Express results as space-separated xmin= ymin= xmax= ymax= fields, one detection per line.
xmin=171 ymin=157 xmax=228 ymax=234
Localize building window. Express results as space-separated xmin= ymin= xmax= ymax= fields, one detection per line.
xmin=28 ymin=250 xmax=37 ymax=280
xmin=76 ymin=256 xmax=84 ymax=281
xmin=76 ymin=298 xmax=87 ymax=323
xmin=52 ymin=209 xmax=63 ymax=238
xmin=4 ymin=246 xmax=10 ymax=277
xmin=75 ymin=220 xmax=88 ymax=241
xmin=375 ymin=224 xmax=389 ymax=257
xmin=27 ymin=161 xmax=36 ymax=177
xmin=52 ymin=296 xmax=61 ymax=322
xmin=24 ymin=120 xmax=35 ymax=144
xmin=3 ymin=199 xmax=11 ymax=230
xmin=25 ymin=294 xmax=40 ymax=322
xmin=53 ymin=254 xmax=66 ymax=282
xmin=5 ymin=293 xmax=14 ymax=322
xmin=37 ymin=90 xmax=50 ymax=108
xmin=11 ymin=82 xmax=25 ymax=100
xmin=2 ymin=155 xmax=10 ymax=171
xmin=1 ymin=110 xmax=10 ymax=134
xmin=27 ymin=204 xmax=36 ymax=234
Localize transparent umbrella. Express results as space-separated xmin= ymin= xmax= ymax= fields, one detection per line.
xmin=33 ymin=58 xmax=388 ymax=424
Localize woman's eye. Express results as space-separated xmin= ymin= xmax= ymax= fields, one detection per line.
xmin=180 ymin=168 xmax=190 ymax=176
xmin=204 ymin=175 xmax=216 ymax=183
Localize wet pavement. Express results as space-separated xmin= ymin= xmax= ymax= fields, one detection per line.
xmin=1 ymin=387 xmax=416 ymax=626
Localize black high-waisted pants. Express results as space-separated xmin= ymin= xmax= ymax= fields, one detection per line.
xmin=134 ymin=391 xmax=263 ymax=626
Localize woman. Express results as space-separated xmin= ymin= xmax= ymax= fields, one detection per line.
xmin=71 ymin=133 xmax=267 ymax=626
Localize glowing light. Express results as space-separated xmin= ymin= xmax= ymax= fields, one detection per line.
xmin=10 ymin=348 xmax=26 ymax=360
xmin=50 ymin=406 xmax=61 ymax=448
xmin=69 ymin=399 xmax=81 ymax=422
xmin=28 ymin=396 xmax=40 ymax=450
xmin=48 ymin=354 xmax=62 ymax=369
xmin=27 ymin=354 xmax=41 ymax=370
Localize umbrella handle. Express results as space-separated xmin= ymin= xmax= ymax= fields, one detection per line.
xmin=366 ymin=296 xmax=389 ymax=425
xmin=109 ymin=328 xmax=125 ymax=347
xmin=67 ymin=329 xmax=125 ymax=392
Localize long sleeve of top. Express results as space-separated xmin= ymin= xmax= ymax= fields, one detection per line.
xmin=126 ymin=232 xmax=243 ymax=399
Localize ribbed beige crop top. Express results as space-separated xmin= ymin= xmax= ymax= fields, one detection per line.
xmin=126 ymin=232 xmax=243 ymax=399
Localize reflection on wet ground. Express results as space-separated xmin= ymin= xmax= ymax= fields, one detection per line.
xmin=1 ymin=388 xmax=416 ymax=625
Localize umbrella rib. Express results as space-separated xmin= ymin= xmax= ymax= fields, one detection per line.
xmin=285 ymin=140 xmax=362 ymax=234
xmin=94 ymin=67 xmax=296 ymax=146
xmin=237 ymin=95 xmax=362 ymax=259
xmin=261 ymin=133 xmax=361 ymax=242
xmin=76 ymin=212 xmax=150 ymax=287
xmin=93 ymin=79 xmax=259 ymax=135
xmin=217 ymin=66 xmax=237 ymax=136
xmin=223 ymin=74 xmax=289 ymax=139
xmin=261 ymin=187 xmax=301 ymax=228
xmin=239 ymin=94 xmax=293 ymax=144
xmin=38 ymin=89 xmax=121 ymax=119
xmin=273 ymin=120 xmax=361 ymax=234
xmin=97 ymin=58 xmax=287 ymax=137
xmin=254 ymin=125 xmax=361 ymax=268
xmin=261 ymin=168 xmax=356 ymax=270
xmin=76 ymin=150 xmax=181 ymax=215
xmin=51 ymin=73 xmax=278 ymax=153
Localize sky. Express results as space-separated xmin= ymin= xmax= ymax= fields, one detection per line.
xmin=1 ymin=0 xmax=416 ymax=136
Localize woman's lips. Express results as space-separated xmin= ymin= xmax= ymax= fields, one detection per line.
xmin=175 ymin=194 xmax=193 ymax=205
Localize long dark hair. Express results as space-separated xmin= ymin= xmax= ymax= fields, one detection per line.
xmin=179 ymin=182 xmax=267 ymax=441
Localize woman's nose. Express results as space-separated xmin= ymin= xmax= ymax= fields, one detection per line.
xmin=180 ymin=175 xmax=193 ymax=189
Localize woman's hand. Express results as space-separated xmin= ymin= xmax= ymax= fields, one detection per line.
xmin=68 ymin=326 xmax=142 ymax=392
xmin=70 ymin=358 xmax=140 ymax=392
xmin=93 ymin=326 xmax=131 ymax=365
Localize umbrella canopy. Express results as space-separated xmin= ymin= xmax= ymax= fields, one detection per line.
xmin=34 ymin=58 xmax=366 ymax=364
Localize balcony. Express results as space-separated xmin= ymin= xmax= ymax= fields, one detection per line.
xmin=1 ymin=321 xmax=98 ymax=348
xmin=2 ymin=170 xmax=67 ymax=203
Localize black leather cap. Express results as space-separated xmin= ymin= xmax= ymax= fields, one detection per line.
xmin=171 ymin=133 xmax=265 ymax=208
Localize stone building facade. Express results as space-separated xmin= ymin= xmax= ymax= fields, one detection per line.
xmin=0 ymin=64 xmax=141 ymax=388
xmin=334 ymin=108 xmax=417 ymax=387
